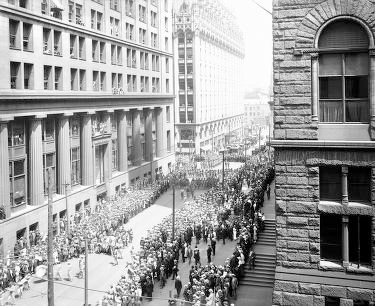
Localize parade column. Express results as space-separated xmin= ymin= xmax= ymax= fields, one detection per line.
xmin=0 ymin=118 xmax=11 ymax=218
xmin=155 ymin=107 xmax=164 ymax=158
xmin=132 ymin=108 xmax=142 ymax=165
xmin=57 ymin=114 xmax=72 ymax=194
xmin=81 ymin=113 xmax=94 ymax=186
xmin=29 ymin=116 xmax=45 ymax=206
xmin=118 ymin=109 xmax=128 ymax=172
xmin=144 ymin=107 xmax=153 ymax=162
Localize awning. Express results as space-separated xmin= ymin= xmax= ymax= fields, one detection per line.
xmin=50 ymin=0 xmax=64 ymax=11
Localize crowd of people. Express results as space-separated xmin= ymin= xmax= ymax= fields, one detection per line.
xmin=0 ymin=178 xmax=171 ymax=300
xmin=100 ymin=150 xmax=274 ymax=305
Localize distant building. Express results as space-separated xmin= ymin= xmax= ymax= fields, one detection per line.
xmin=0 ymin=0 xmax=175 ymax=255
xmin=273 ymin=0 xmax=375 ymax=305
xmin=243 ymin=90 xmax=271 ymax=136
xmin=173 ymin=0 xmax=244 ymax=155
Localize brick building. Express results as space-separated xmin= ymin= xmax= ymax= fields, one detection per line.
xmin=272 ymin=0 xmax=375 ymax=305
xmin=0 ymin=0 xmax=175 ymax=256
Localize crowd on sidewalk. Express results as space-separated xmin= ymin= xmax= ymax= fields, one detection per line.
xmin=100 ymin=150 xmax=274 ymax=305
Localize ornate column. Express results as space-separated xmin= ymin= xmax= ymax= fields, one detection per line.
xmin=29 ymin=116 xmax=44 ymax=206
xmin=342 ymin=215 xmax=349 ymax=267
xmin=81 ymin=113 xmax=94 ymax=186
xmin=369 ymin=49 xmax=375 ymax=139
xmin=57 ymin=114 xmax=71 ymax=194
xmin=144 ymin=108 xmax=153 ymax=161
xmin=0 ymin=118 xmax=11 ymax=218
xmin=311 ymin=53 xmax=319 ymax=123
xmin=342 ymin=166 xmax=348 ymax=206
xmin=118 ymin=109 xmax=128 ymax=172
xmin=132 ymin=109 xmax=142 ymax=165
xmin=155 ymin=107 xmax=164 ymax=157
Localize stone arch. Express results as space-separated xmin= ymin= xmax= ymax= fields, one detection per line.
xmin=295 ymin=0 xmax=375 ymax=49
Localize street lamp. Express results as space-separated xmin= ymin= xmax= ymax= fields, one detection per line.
xmin=169 ymin=170 xmax=179 ymax=242
xmin=219 ymin=148 xmax=226 ymax=205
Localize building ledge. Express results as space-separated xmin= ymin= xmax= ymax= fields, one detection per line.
xmin=318 ymin=201 xmax=373 ymax=215
xmin=271 ymin=139 xmax=375 ymax=149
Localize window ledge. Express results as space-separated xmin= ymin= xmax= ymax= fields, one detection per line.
xmin=318 ymin=201 xmax=373 ymax=215
xmin=319 ymin=260 xmax=345 ymax=272
xmin=346 ymin=264 xmax=374 ymax=275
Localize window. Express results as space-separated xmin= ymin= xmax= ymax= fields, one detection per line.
xmin=54 ymin=66 xmax=62 ymax=90
xmin=100 ymin=42 xmax=106 ymax=63
xmin=166 ymin=106 xmax=170 ymax=122
xmin=8 ymin=120 xmax=25 ymax=147
xmin=110 ymin=17 xmax=120 ymax=36
xmin=151 ymin=33 xmax=158 ymax=48
xmin=118 ymin=73 xmax=123 ymax=89
xmin=79 ymin=69 xmax=86 ymax=91
xmin=139 ymin=28 xmax=146 ymax=44
xmin=91 ymin=10 xmax=103 ymax=31
xmin=10 ymin=62 xmax=20 ymax=89
xmin=22 ymin=63 xmax=33 ymax=90
xmin=112 ymin=73 xmax=117 ymax=89
xmin=71 ymin=68 xmax=78 ymax=90
xmin=41 ymin=0 xmax=62 ymax=18
xmin=70 ymin=34 xmax=77 ymax=58
xmin=348 ymin=167 xmax=371 ymax=203
xmin=53 ymin=30 xmax=62 ymax=56
xmin=127 ymin=74 xmax=136 ymax=92
xmin=166 ymin=79 xmax=170 ymax=93
xmin=110 ymin=0 xmax=119 ymax=11
xmin=112 ymin=139 xmax=118 ymax=171
xmin=117 ymin=46 xmax=122 ymax=65
xmin=23 ymin=23 xmax=32 ymax=51
xmin=318 ymin=20 xmax=369 ymax=123
xmin=70 ymin=116 xmax=80 ymax=138
xmin=71 ymin=147 xmax=80 ymax=186
xmin=319 ymin=166 xmax=341 ymax=201
xmin=79 ymin=37 xmax=85 ymax=60
xmin=93 ymin=71 xmax=99 ymax=91
xmin=151 ymin=11 xmax=157 ymax=27
xmin=111 ymin=45 xmax=116 ymax=65
xmin=43 ymin=28 xmax=52 ymax=55
xmin=139 ymin=5 xmax=146 ymax=22
xmin=44 ymin=65 xmax=52 ymax=90
xmin=167 ymin=130 xmax=171 ymax=152
xmin=320 ymin=214 xmax=342 ymax=262
xmin=92 ymin=40 xmax=99 ymax=62
xmin=9 ymin=159 xmax=26 ymax=207
xmin=349 ymin=216 xmax=371 ymax=265
xmin=165 ymin=17 xmax=168 ymax=32
xmin=95 ymin=145 xmax=105 ymax=184
xmin=166 ymin=58 xmax=169 ymax=73
xmin=100 ymin=72 xmax=106 ymax=91
xmin=9 ymin=19 xmax=20 ymax=49
xmin=126 ymin=23 xmax=134 ymax=40
xmin=43 ymin=153 xmax=56 ymax=195
xmin=43 ymin=118 xmax=55 ymax=141
xmin=325 ymin=297 xmax=340 ymax=306
xmin=165 ymin=37 xmax=169 ymax=51
xmin=125 ymin=0 xmax=134 ymax=17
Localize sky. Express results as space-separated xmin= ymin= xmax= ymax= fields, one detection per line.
xmin=221 ymin=0 xmax=273 ymax=94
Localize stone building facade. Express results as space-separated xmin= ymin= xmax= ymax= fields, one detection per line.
xmin=273 ymin=0 xmax=375 ymax=305
xmin=173 ymin=0 xmax=244 ymax=154
xmin=0 ymin=0 xmax=175 ymax=256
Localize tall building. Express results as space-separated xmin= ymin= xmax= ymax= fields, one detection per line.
xmin=0 ymin=0 xmax=175 ymax=256
xmin=173 ymin=0 xmax=244 ymax=155
xmin=273 ymin=0 xmax=375 ymax=305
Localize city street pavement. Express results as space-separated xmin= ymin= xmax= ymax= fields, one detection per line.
xmin=15 ymin=188 xmax=206 ymax=306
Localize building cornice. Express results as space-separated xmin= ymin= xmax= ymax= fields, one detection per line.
xmin=1 ymin=4 xmax=173 ymax=57
xmin=271 ymin=140 xmax=375 ymax=149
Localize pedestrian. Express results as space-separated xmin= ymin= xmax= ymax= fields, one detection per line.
xmin=193 ymin=246 xmax=200 ymax=267
xmin=55 ymin=262 xmax=62 ymax=281
xmin=67 ymin=262 xmax=73 ymax=281
xmin=171 ymin=262 xmax=179 ymax=280
xmin=113 ymin=248 xmax=118 ymax=266
xmin=175 ymin=275 xmax=182 ymax=298
xmin=211 ymin=237 xmax=216 ymax=256
xmin=266 ymin=184 xmax=271 ymax=200
xmin=206 ymin=245 xmax=212 ymax=263
xmin=187 ymin=245 xmax=193 ymax=265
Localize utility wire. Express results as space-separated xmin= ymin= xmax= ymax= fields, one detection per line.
xmin=251 ymin=0 xmax=272 ymax=16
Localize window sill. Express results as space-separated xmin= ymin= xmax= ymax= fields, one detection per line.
xmin=346 ymin=264 xmax=374 ymax=275
xmin=319 ymin=260 xmax=345 ymax=272
xmin=318 ymin=200 xmax=373 ymax=215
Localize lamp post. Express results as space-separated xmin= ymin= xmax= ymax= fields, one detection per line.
xmin=219 ymin=148 xmax=226 ymax=205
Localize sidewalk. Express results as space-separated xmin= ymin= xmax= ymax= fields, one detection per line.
xmin=235 ymin=180 xmax=276 ymax=306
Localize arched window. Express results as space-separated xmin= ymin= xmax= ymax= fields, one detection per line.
xmin=318 ymin=20 xmax=369 ymax=123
